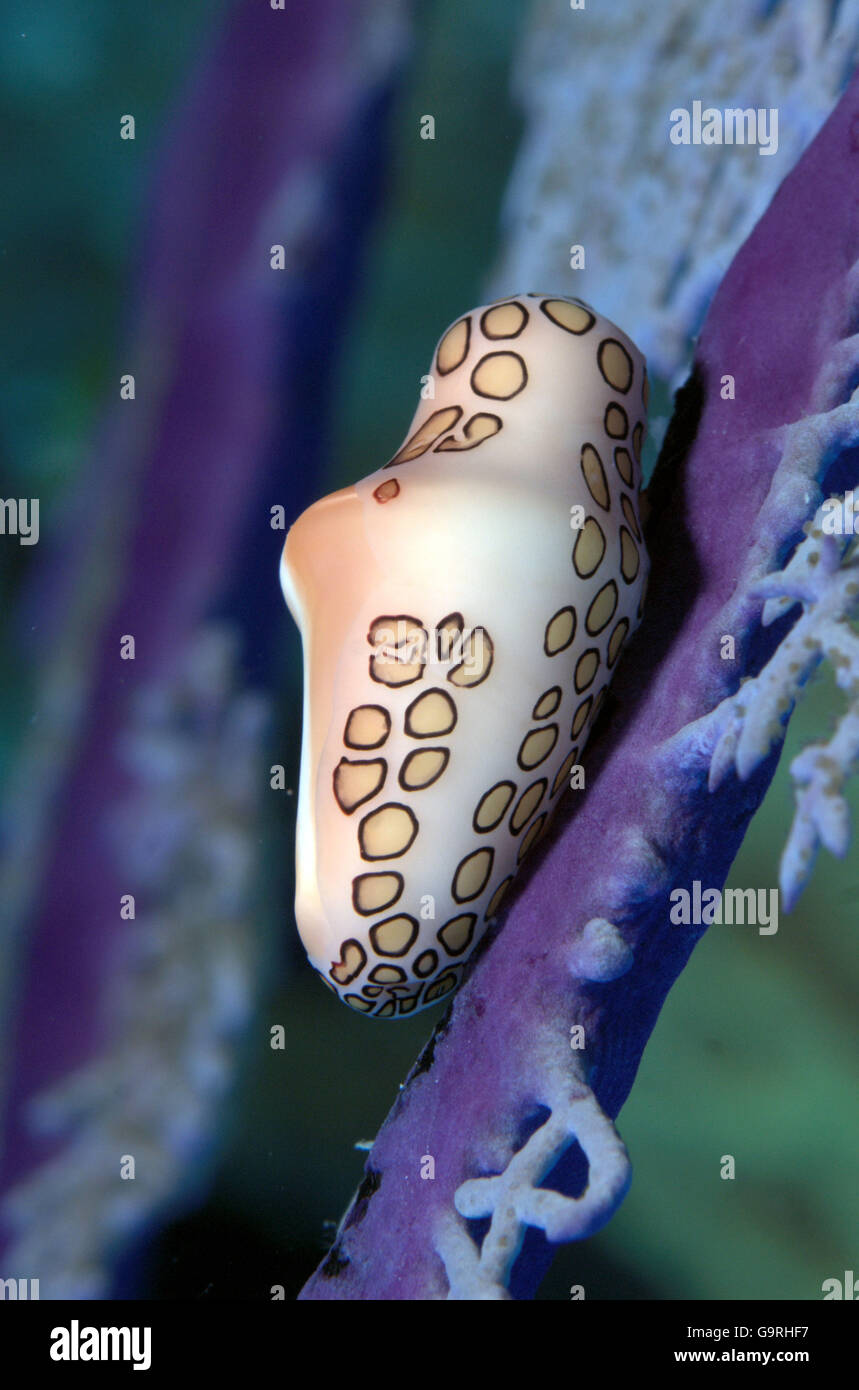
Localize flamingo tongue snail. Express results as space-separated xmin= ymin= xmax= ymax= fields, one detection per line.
xmin=280 ymin=294 xmax=649 ymax=1017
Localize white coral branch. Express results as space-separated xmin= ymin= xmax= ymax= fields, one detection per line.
xmin=707 ymin=497 xmax=859 ymax=911
xmin=0 ymin=626 xmax=268 ymax=1297
xmin=487 ymin=0 xmax=859 ymax=380
xmin=437 ymin=1071 xmax=631 ymax=1300
xmin=780 ymin=698 xmax=859 ymax=909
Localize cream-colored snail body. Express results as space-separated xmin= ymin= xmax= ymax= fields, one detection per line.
xmin=281 ymin=295 xmax=649 ymax=1017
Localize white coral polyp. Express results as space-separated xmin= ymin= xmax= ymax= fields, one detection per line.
xmin=438 ymin=1067 xmax=630 ymax=1299
xmin=708 ymin=497 xmax=859 ymax=911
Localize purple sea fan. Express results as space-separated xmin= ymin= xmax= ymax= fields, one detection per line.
xmin=0 ymin=0 xmax=412 ymax=1297
xmin=300 ymin=70 xmax=859 ymax=1300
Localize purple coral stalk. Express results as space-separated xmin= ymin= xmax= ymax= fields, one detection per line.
xmin=300 ymin=69 xmax=859 ymax=1301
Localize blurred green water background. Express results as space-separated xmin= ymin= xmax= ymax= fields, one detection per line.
xmin=1 ymin=0 xmax=856 ymax=1299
